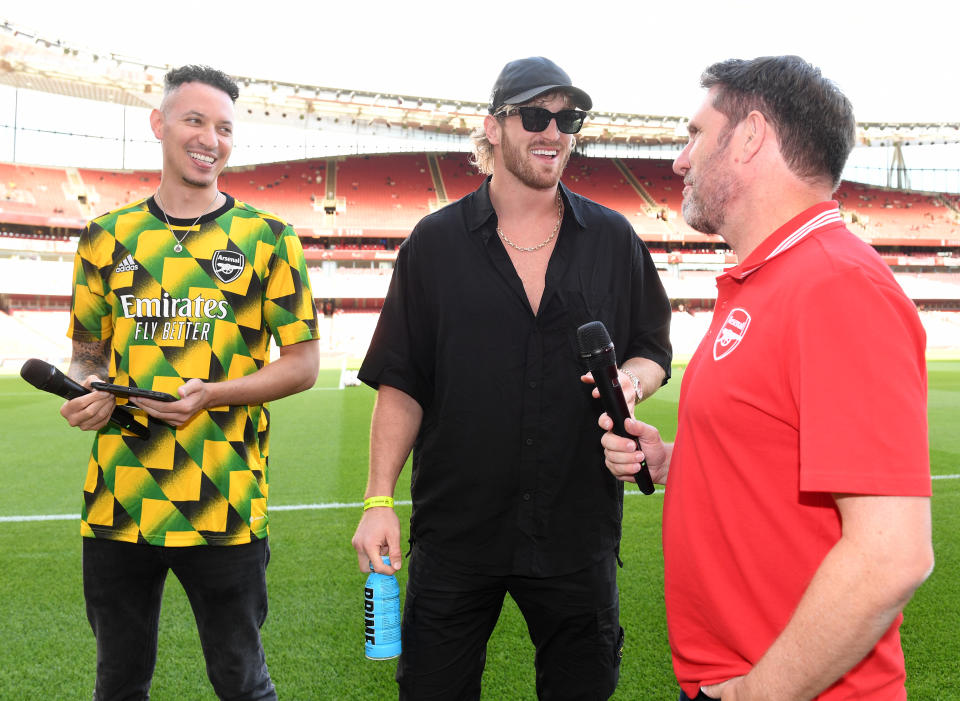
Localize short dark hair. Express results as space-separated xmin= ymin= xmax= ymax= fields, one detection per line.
xmin=701 ymin=56 xmax=856 ymax=189
xmin=163 ymin=65 xmax=240 ymax=103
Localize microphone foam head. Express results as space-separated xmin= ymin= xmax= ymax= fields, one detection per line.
xmin=19 ymin=358 xmax=54 ymax=390
xmin=576 ymin=321 xmax=613 ymax=358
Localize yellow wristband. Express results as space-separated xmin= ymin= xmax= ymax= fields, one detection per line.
xmin=363 ymin=496 xmax=395 ymax=511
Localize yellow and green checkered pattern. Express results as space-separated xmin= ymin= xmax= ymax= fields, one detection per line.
xmin=68 ymin=195 xmax=319 ymax=546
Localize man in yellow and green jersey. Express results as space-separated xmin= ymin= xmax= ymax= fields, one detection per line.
xmin=61 ymin=64 xmax=319 ymax=701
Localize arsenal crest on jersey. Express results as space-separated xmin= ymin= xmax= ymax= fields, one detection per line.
xmin=713 ymin=308 xmax=751 ymax=361
xmin=212 ymin=249 xmax=245 ymax=284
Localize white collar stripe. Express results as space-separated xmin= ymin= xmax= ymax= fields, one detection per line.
xmin=766 ymin=209 xmax=842 ymax=260
xmin=736 ymin=206 xmax=841 ymax=278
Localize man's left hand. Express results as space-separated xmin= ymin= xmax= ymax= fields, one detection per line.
xmin=132 ymin=379 xmax=211 ymax=427
xmin=580 ymin=371 xmax=637 ymax=414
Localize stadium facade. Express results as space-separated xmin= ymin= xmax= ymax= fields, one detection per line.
xmin=1 ymin=21 xmax=958 ymax=368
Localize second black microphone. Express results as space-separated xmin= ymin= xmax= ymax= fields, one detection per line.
xmin=576 ymin=321 xmax=655 ymax=495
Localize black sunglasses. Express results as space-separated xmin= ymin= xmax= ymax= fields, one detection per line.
xmin=498 ymin=106 xmax=587 ymax=134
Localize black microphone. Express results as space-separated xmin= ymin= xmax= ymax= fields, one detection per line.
xmin=20 ymin=358 xmax=150 ymax=440
xmin=576 ymin=321 xmax=655 ymax=495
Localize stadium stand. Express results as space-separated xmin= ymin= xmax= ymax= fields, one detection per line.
xmin=0 ymin=162 xmax=83 ymax=219
xmin=836 ymin=182 xmax=960 ymax=240
xmin=3 ymin=154 xmax=959 ymax=247
xmin=433 ymin=152 xmax=485 ymax=203
xmin=563 ymin=156 xmax=654 ymax=231
xmin=331 ymin=153 xmax=436 ymax=232
xmin=76 ymin=168 xmax=161 ymax=214
xmin=219 ymin=161 xmax=326 ymax=229
xmin=621 ymin=158 xmax=703 ymax=238
xmin=2 ymin=153 xmax=959 ymax=363
xmin=8 ymin=154 xmax=954 ymax=246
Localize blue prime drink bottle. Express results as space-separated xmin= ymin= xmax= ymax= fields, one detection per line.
xmin=364 ymin=556 xmax=402 ymax=660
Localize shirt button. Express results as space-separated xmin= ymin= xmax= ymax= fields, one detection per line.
xmin=528 ymin=381 xmax=537 ymax=388
xmin=522 ymin=493 xmax=531 ymax=501
xmin=525 ymin=438 xmax=534 ymax=446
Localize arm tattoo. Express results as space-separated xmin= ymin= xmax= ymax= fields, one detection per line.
xmin=67 ymin=339 xmax=111 ymax=382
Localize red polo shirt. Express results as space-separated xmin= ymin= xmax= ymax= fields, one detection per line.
xmin=664 ymin=202 xmax=930 ymax=699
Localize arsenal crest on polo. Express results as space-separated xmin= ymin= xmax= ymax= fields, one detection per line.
xmin=713 ymin=308 xmax=751 ymax=361
xmin=212 ymin=249 xmax=245 ymax=284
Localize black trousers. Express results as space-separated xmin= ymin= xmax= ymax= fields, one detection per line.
xmin=82 ymin=537 xmax=276 ymax=701
xmin=397 ymin=544 xmax=622 ymax=701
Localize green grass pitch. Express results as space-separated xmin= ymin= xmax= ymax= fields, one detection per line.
xmin=1 ymin=362 xmax=958 ymax=699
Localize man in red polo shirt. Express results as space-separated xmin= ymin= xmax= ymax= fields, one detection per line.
xmin=600 ymin=56 xmax=933 ymax=700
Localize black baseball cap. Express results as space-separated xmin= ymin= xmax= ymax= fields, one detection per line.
xmin=488 ymin=56 xmax=592 ymax=114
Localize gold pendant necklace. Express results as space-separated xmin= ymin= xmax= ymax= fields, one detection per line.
xmin=496 ymin=190 xmax=563 ymax=253
xmin=155 ymin=190 xmax=221 ymax=253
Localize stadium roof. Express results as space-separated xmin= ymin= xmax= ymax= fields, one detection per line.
xmin=3 ymin=21 xmax=959 ymax=149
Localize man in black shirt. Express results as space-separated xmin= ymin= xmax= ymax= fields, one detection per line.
xmin=352 ymin=56 xmax=672 ymax=699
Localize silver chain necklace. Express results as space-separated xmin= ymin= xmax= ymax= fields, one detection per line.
xmin=155 ymin=190 xmax=220 ymax=253
xmin=496 ymin=190 xmax=563 ymax=252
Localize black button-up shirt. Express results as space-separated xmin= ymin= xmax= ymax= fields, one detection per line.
xmin=359 ymin=178 xmax=672 ymax=577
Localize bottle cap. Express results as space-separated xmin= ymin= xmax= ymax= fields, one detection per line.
xmin=370 ymin=555 xmax=392 ymax=571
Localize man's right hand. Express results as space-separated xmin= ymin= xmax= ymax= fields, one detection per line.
xmin=598 ymin=414 xmax=671 ymax=485
xmin=59 ymin=375 xmax=115 ymax=432
xmin=352 ymin=505 xmax=403 ymax=574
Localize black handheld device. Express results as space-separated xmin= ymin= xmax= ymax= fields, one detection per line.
xmin=19 ymin=359 xmax=150 ymax=439
xmin=90 ymin=382 xmax=177 ymax=402
xmin=576 ymin=321 xmax=656 ymax=495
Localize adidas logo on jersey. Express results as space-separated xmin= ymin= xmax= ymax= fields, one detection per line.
xmin=115 ymin=254 xmax=139 ymax=273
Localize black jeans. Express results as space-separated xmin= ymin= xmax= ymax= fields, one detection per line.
xmin=397 ymin=544 xmax=622 ymax=701
xmin=82 ymin=537 xmax=276 ymax=701
xmin=680 ymin=691 xmax=718 ymax=700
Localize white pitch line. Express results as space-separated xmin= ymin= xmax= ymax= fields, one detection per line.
xmin=3 ymin=477 xmax=958 ymax=524
xmin=0 ymin=513 xmax=75 ymax=522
